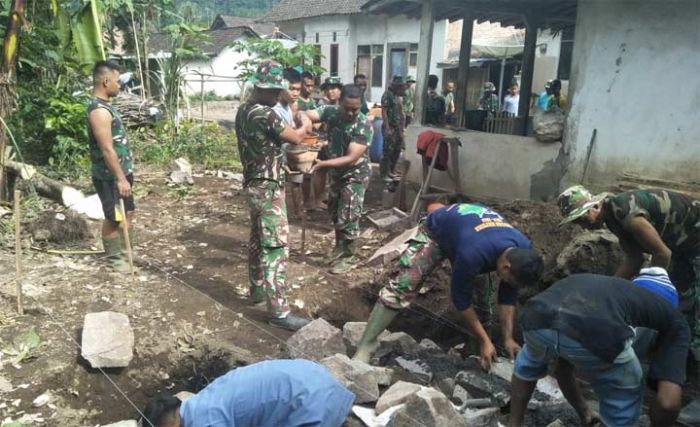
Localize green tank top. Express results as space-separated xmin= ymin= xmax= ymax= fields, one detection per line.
xmin=87 ymin=98 xmax=134 ymax=180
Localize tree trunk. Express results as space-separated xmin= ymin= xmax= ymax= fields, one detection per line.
xmin=5 ymin=160 xmax=85 ymax=207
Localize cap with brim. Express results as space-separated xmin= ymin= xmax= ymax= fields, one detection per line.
xmin=558 ymin=194 xmax=606 ymax=226
xmin=253 ymin=59 xmax=288 ymax=90
xmin=406 ymin=75 xmax=416 ymax=82
xmin=321 ymin=77 xmax=343 ymax=89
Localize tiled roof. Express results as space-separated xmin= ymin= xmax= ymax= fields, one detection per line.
xmin=211 ymin=14 xmax=277 ymax=35
xmin=262 ymin=0 xmax=368 ymax=22
xmin=148 ymin=27 xmax=254 ymax=56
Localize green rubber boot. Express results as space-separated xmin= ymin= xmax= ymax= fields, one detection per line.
xmin=120 ymin=228 xmax=138 ymax=260
xmin=327 ymin=231 xmax=346 ymax=265
xmin=103 ymin=236 xmax=130 ymax=273
xmin=352 ymin=302 xmax=400 ymax=363
xmin=330 ymin=239 xmax=357 ymax=274
xmin=250 ymin=286 xmax=266 ymax=306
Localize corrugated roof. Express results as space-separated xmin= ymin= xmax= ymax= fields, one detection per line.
xmin=210 ymin=14 xmax=277 ymax=35
xmin=148 ymin=27 xmax=254 ymax=56
xmin=262 ymin=0 xmax=368 ymax=22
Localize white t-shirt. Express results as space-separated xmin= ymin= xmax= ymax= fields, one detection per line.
xmin=503 ymin=94 xmax=519 ymax=116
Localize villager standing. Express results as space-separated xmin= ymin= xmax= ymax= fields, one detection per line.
xmin=234 ymin=60 xmax=311 ymax=331
xmin=297 ymin=71 xmax=317 ymax=111
xmin=380 ymin=75 xmax=406 ymax=182
xmin=403 ymin=75 xmax=416 ymax=127
xmin=479 ymin=81 xmax=500 ymax=113
xmin=509 ymin=273 xmax=689 ymax=427
xmin=353 ymin=74 xmax=370 ymax=115
xmin=353 ymin=203 xmax=543 ymax=369
xmin=425 ymin=74 xmax=446 ymax=126
xmin=503 ymin=83 xmax=520 ymax=116
xmin=443 ymin=81 xmax=456 ymax=125
xmin=304 ymin=84 xmax=373 ymax=274
xmin=557 ymin=185 xmax=700 ymax=423
xmin=87 ymin=60 xmax=136 ymax=272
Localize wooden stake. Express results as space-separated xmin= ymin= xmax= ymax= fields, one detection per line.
xmin=13 ymin=189 xmax=23 ymax=315
xmin=301 ymin=211 xmax=307 ymax=264
xmin=119 ymin=199 xmax=135 ymax=280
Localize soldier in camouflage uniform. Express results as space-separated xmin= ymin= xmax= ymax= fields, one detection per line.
xmin=380 ymin=75 xmax=406 ymax=182
xmin=478 ymin=82 xmax=500 ymax=114
xmin=234 ymin=60 xmax=312 ymax=331
xmin=559 ymin=185 xmax=700 ymax=422
xmin=304 ymin=84 xmax=373 ymax=274
xmin=87 ymin=61 xmax=136 ymax=272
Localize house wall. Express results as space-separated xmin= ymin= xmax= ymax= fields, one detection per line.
xmin=181 ymin=44 xmax=249 ymax=97
xmin=563 ymin=0 xmax=700 ymax=188
xmin=403 ymin=125 xmax=564 ymax=200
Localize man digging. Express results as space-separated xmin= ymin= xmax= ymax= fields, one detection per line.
xmin=558 ymin=185 xmax=700 ymax=423
xmin=304 ymin=84 xmax=373 ymax=274
xmin=87 ymin=60 xmax=135 ymax=272
xmin=234 ymin=60 xmax=312 ymax=331
xmin=353 ymin=203 xmax=544 ymax=370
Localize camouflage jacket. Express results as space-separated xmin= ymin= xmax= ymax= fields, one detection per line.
xmin=403 ymin=87 xmax=415 ymax=116
xmin=604 ymin=189 xmax=700 ymax=253
xmin=381 ymin=90 xmax=404 ymax=132
xmin=479 ymin=94 xmax=500 ymax=113
xmin=87 ymin=98 xmax=134 ymax=180
xmin=297 ymin=97 xmax=316 ymax=111
xmin=318 ymin=106 xmax=373 ymax=182
xmin=235 ymin=101 xmax=286 ymax=186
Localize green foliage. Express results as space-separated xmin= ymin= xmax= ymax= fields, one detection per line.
xmin=188 ymin=90 xmax=234 ymax=102
xmin=131 ymin=119 xmax=241 ymax=170
xmin=232 ymin=39 xmax=325 ymax=80
xmin=45 ymin=95 xmax=91 ymax=176
xmin=170 ymin=0 xmax=281 ymax=24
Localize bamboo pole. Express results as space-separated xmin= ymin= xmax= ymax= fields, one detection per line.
xmin=130 ymin=7 xmax=145 ymax=101
xmin=13 ymin=189 xmax=22 ymax=314
xmin=119 ymin=199 xmax=135 ymax=280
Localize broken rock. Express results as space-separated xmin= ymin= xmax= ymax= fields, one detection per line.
xmin=419 ymin=338 xmax=442 ymax=351
xmin=394 ymin=356 xmax=433 ymax=385
xmin=342 ymin=322 xmax=389 ymax=355
xmin=452 ymin=384 xmax=471 ymax=406
xmin=286 ymin=318 xmax=346 ymax=361
xmin=388 ymin=388 xmax=467 ymax=427
xmin=372 ymin=366 xmax=393 ymax=386
xmin=321 ymin=354 xmax=379 ymax=404
xmin=463 ymin=407 xmax=500 ymax=427
xmin=102 ymin=421 xmax=138 ymax=427
xmin=81 ymin=312 xmax=134 ymax=368
xmin=170 ymin=157 xmax=194 ymax=185
xmin=375 ymin=381 xmax=424 ymax=413
xmin=372 ymin=332 xmax=419 ymax=364
xmin=455 ymin=369 xmax=510 ymax=407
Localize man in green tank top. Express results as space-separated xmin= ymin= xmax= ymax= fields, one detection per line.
xmin=86 ymin=61 xmax=135 ymax=272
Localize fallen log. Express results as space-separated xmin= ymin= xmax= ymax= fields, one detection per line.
xmin=5 ymin=160 xmax=85 ymax=207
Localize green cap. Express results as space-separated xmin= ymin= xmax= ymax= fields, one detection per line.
xmin=252 ymin=60 xmax=288 ymax=90
xmin=321 ymin=76 xmax=343 ymax=89
xmin=557 ymin=185 xmax=606 ymax=225
xmin=406 ymin=75 xmax=416 ymax=83
xmin=392 ymin=75 xmax=406 ymax=85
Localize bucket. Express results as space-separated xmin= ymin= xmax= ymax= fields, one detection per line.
xmin=286 ymin=145 xmax=320 ymax=174
xmin=370 ymin=118 xmax=384 ymax=162
xmin=302 ymin=133 xmax=320 ymax=145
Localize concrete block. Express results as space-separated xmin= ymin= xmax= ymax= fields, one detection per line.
xmin=388 ymin=388 xmax=467 ymax=427
xmin=321 ymin=354 xmax=379 ymax=404
xmin=81 ymin=312 xmax=134 ymax=368
xmin=286 ymin=318 xmax=346 ymax=361
xmin=375 ymin=380 xmax=424 ymax=414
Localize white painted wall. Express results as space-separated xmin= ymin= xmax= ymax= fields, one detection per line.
xmin=181 ymin=43 xmax=249 ymax=97
xmin=564 ymin=0 xmax=700 ymax=187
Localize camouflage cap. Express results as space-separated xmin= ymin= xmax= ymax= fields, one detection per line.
xmin=391 ymin=75 xmax=406 ymax=85
xmin=557 ymin=185 xmax=606 ymax=225
xmin=320 ymin=76 xmax=343 ymax=89
xmin=483 ymin=82 xmax=496 ymax=91
xmin=252 ymin=60 xmax=288 ymax=90
xmin=406 ymin=75 xmax=416 ymax=83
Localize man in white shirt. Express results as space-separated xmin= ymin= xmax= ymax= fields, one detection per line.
xmin=503 ymin=83 xmax=520 ymax=116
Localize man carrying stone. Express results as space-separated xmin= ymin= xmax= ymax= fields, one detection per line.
xmin=380 ymin=75 xmax=406 ymax=182
xmin=509 ymin=273 xmax=690 ymax=427
xmin=353 ymin=203 xmax=543 ymax=370
xmin=304 ymin=84 xmax=373 ymax=275
xmin=234 ymin=60 xmax=312 ymax=331
xmin=141 ymin=359 xmax=355 ymax=427
xmin=557 ymin=185 xmax=700 ymax=422
xmin=87 ymin=60 xmax=136 ymax=272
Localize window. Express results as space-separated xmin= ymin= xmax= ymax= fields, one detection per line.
xmin=330 ymin=44 xmax=339 ymax=76
xmin=357 ymin=44 xmax=384 ymax=88
xmin=557 ymin=26 xmax=575 ymax=80
xmin=315 ymin=32 xmax=319 ymax=43
xmin=333 ymin=32 xmax=337 ymax=42
xmin=409 ymin=43 xmax=418 ymax=67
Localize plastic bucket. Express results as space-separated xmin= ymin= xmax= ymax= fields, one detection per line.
xmin=370 ymin=118 xmax=384 ymax=162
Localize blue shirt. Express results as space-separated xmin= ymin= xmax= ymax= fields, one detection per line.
xmin=425 ymin=203 xmax=532 ymax=311
xmin=537 ymin=92 xmax=550 ymax=110
xmin=180 ymin=359 xmax=355 ymax=427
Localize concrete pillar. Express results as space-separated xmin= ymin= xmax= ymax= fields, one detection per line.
xmin=518 ymin=16 xmax=539 ymax=135
xmin=455 ymin=17 xmax=474 ymax=128
xmin=414 ymin=0 xmax=435 ymax=125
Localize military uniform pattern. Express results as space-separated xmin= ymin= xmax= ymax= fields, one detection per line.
xmin=379 ymin=226 xmax=446 ymax=309
xmin=479 ymin=94 xmax=500 ymax=113
xmin=297 ymin=97 xmax=316 ymax=111
xmin=234 ymin=102 xmax=286 ymax=186
xmin=246 ymin=182 xmax=290 ymax=316
xmin=605 ymin=189 xmax=700 ymax=359
xmin=403 ymin=87 xmax=415 ymax=123
xmin=318 ymin=106 xmax=373 ymax=242
xmin=87 ymin=98 xmax=134 ymax=180
xmin=380 ymin=91 xmax=405 ymax=178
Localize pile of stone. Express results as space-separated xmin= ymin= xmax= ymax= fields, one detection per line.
xmin=286 ymin=319 xmax=576 ymax=426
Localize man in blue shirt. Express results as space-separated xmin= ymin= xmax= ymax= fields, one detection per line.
xmin=140 ymin=359 xmax=355 ymax=427
xmin=353 ymin=203 xmax=543 ymax=370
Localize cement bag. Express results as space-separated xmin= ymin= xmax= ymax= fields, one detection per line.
xmin=533 ymin=111 xmax=565 ymax=142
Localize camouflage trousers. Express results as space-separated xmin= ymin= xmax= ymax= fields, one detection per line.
xmin=329 ymin=176 xmax=369 ymax=248
xmin=379 ymin=225 xmax=445 ymax=309
xmin=670 ymin=252 xmax=700 ymax=361
xmin=380 ymin=132 xmax=403 ymax=179
xmin=246 ymin=181 xmax=290 ymax=317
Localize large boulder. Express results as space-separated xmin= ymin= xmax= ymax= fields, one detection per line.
xmin=286 ymin=318 xmax=346 ymax=361
xmin=372 ymin=332 xmax=419 ymax=365
xmin=170 ymin=157 xmax=194 ymax=185
xmin=321 ymin=354 xmax=380 ymax=404
xmin=81 ymin=312 xmax=134 ymax=368
xmin=553 ymin=230 xmax=622 ymax=278
xmin=388 ymin=388 xmax=467 ymax=427
xmin=533 ymin=111 xmax=565 ymax=142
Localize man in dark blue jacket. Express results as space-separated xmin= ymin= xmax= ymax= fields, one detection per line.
xmin=353 ymin=203 xmax=543 ymax=370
